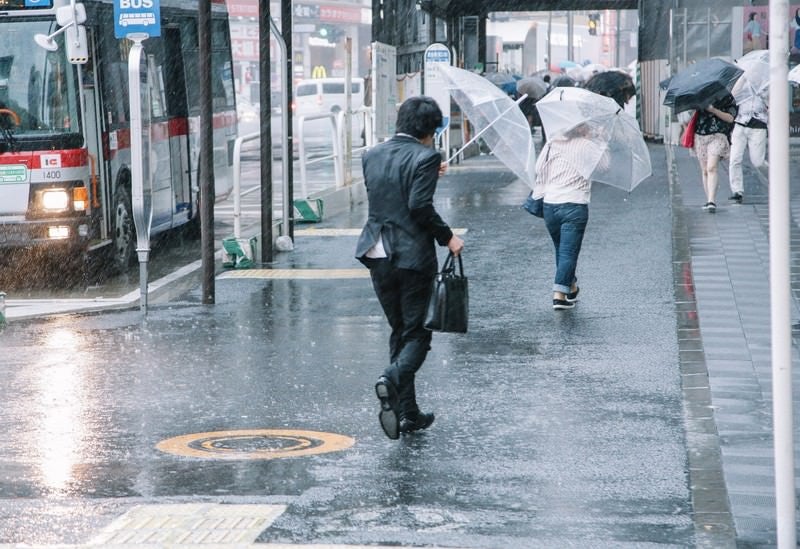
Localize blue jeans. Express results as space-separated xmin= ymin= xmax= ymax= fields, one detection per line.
xmin=543 ymin=202 xmax=589 ymax=294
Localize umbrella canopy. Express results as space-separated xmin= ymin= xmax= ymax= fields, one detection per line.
xmin=733 ymin=49 xmax=769 ymax=103
xmin=584 ymin=70 xmax=636 ymax=108
xmin=790 ymin=64 xmax=800 ymax=85
xmin=440 ymin=65 xmax=536 ymax=188
xmin=551 ymin=75 xmax=576 ymax=88
xmin=484 ymin=72 xmax=517 ymax=95
xmin=663 ymin=58 xmax=743 ymax=114
xmin=516 ymin=76 xmax=548 ymax=100
xmin=559 ymin=60 xmax=579 ymax=70
xmin=581 ymin=63 xmax=607 ymax=81
xmin=535 ymin=86 xmax=652 ymax=192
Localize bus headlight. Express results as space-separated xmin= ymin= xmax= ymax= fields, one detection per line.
xmin=47 ymin=226 xmax=70 ymax=239
xmin=41 ymin=189 xmax=69 ymax=211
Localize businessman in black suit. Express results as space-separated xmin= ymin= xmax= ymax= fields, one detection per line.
xmin=355 ymin=96 xmax=465 ymax=440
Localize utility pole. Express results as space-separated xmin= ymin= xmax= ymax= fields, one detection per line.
xmin=199 ymin=0 xmax=214 ymax=304
xmin=259 ymin=0 xmax=273 ymax=263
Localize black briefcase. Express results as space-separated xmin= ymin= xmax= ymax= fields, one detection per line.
xmin=424 ymin=252 xmax=468 ymax=333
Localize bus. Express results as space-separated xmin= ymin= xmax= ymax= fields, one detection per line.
xmin=0 ymin=0 xmax=236 ymax=275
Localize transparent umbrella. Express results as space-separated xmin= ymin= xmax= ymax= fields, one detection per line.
xmin=535 ymin=86 xmax=652 ymax=192
xmin=733 ymin=49 xmax=769 ymax=104
xmin=440 ymin=65 xmax=536 ymax=188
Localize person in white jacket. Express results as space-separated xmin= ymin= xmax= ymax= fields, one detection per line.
xmin=728 ymin=78 xmax=768 ymax=204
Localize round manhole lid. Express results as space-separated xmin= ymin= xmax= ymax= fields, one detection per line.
xmin=156 ymin=429 xmax=355 ymax=460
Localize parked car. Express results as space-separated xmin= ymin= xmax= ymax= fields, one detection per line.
xmin=293 ymin=77 xmax=366 ymax=146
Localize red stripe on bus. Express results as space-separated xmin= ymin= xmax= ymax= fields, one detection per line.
xmin=110 ymin=113 xmax=234 ymax=152
xmin=0 ymin=149 xmax=88 ymax=169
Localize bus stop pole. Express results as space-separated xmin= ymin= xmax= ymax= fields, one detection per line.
xmin=199 ymin=0 xmax=215 ymax=303
xmin=768 ymin=1 xmax=797 ymax=546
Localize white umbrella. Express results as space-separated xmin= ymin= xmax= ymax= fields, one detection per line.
xmin=789 ymin=63 xmax=800 ymax=84
xmin=734 ymin=49 xmax=769 ymax=103
xmin=535 ymin=86 xmax=652 ymax=192
xmin=440 ymin=65 xmax=536 ymax=188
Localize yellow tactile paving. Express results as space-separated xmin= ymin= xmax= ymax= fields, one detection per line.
xmin=294 ymin=227 xmax=468 ymax=236
xmin=87 ymin=504 xmax=286 ymax=545
xmin=218 ymin=269 xmax=369 ymax=280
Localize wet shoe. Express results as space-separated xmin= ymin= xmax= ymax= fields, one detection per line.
xmin=400 ymin=412 xmax=435 ymax=434
xmin=375 ymin=376 xmax=400 ymax=440
xmin=702 ymin=202 xmax=717 ymax=213
xmin=566 ymin=287 xmax=580 ymax=302
xmin=729 ymin=192 xmax=743 ymax=203
xmin=553 ymin=299 xmax=575 ymax=310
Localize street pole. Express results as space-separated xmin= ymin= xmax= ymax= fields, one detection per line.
xmin=282 ymin=1 xmax=294 ymax=241
xmin=767 ymin=0 xmax=797 ymax=546
xmin=259 ymin=0 xmax=273 ymax=263
xmin=345 ymin=37 xmax=353 ymax=186
xmin=199 ymin=0 xmax=214 ymax=304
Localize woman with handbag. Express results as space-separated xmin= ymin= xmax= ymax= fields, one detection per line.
xmin=532 ymin=123 xmax=608 ymax=310
xmin=692 ymin=93 xmax=737 ymax=213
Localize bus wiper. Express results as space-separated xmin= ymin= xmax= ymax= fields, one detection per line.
xmin=0 ymin=124 xmax=18 ymax=153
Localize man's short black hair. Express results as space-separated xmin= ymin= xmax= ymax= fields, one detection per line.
xmin=395 ymin=96 xmax=443 ymax=139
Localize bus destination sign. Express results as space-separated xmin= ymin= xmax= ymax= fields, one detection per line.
xmin=0 ymin=0 xmax=53 ymax=9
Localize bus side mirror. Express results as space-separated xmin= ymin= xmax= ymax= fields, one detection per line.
xmin=33 ymin=1 xmax=88 ymax=64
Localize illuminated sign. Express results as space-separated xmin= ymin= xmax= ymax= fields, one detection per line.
xmin=0 ymin=0 xmax=53 ymax=9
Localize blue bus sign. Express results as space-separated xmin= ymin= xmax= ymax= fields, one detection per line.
xmin=114 ymin=0 xmax=160 ymax=39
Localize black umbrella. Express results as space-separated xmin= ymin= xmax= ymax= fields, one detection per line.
xmin=583 ymin=70 xmax=635 ymax=108
xmin=662 ymin=58 xmax=743 ymax=114
xmin=551 ymin=75 xmax=576 ymax=88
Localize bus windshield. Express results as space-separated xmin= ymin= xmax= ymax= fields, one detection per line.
xmin=0 ymin=20 xmax=82 ymax=142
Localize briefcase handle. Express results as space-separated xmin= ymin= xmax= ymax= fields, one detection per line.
xmin=442 ymin=252 xmax=464 ymax=277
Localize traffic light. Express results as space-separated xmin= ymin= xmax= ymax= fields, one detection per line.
xmin=314 ymin=24 xmax=344 ymax=44
xmin=588 ymin=13 xmax=599 ymax=36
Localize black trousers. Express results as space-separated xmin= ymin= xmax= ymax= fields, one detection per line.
xmin=368 ymin=259 xmax=433 ymax=419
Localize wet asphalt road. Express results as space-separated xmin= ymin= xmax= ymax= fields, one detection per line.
xmin=0 ymin=146 xmax=695 ymax=547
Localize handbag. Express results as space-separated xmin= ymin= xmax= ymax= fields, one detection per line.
xmin=424 ymin=252 xmax=469 ymax=333
xmin=523 ymin=192 xmax=544 ymax=218
xmin=680 ymin=111 xmax=698 ymax=148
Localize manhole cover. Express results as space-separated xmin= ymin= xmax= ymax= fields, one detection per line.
xmin=156 ymin=429 xmax=355 ymax=459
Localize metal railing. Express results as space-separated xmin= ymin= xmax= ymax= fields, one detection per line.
xmin=231 ymin=132 xmax=262 ymax=239
xmin=296 ymin=111 xmax=345 ymax=197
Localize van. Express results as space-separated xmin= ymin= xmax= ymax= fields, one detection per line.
xmin=293 ymin=77 xmax=366 ymax=145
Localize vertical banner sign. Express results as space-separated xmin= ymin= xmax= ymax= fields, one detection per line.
xmin=424 ymin=43 xmax=451 ymax=148
xmin=371 ymin=41 xmax=397 ymax=142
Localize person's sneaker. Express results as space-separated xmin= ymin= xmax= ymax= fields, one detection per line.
xmin=729 ymin=192 xmax=743 ymax=203
xmin=553 ymin=299 xmax=575 ymax=310
xmin=399 ymin=412 xmax=435 ymax=434
xmin=702 ymin=202 xmax=717 ymax=213
xmin=566 ymin=287 xmax=580 ymax=303
xmin=375 ymin=376 xmax=400 ymax=440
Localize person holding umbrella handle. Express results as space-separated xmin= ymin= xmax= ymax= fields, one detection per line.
xmin=692 ymin=93 xmax=738 ymax=213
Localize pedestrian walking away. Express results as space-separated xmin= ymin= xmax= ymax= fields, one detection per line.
xmin=728 ymin=78 xmax=768 ymax=204
xmin=692 ymin=93 xmax=737 ymax=213
xmin=530 ymin=123 xmax=608 ymax=310
xmin=355 ymin=96 xmax=464 ymax=440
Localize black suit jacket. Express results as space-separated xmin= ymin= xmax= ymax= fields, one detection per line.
xmin=355 ymin=135 xmax=453 ymax=275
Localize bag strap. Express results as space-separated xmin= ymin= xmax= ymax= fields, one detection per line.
xmin=442 ymin=252 xmax=464 ymax=277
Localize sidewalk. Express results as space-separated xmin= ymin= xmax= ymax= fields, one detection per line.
xmin=1 ymin=143 xmax=798 ymax=547
xmin=669 ymin=143 xmax=800 ymax=547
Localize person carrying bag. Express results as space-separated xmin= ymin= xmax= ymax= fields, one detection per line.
xmin=424 ymin=252 xmax=469 ymax=333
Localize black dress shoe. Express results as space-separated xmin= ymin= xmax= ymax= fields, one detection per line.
xmin=375 ymin=376 xmax=400 ymax=440
xmin=399 ymin=412 xmax=435 ymax=433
